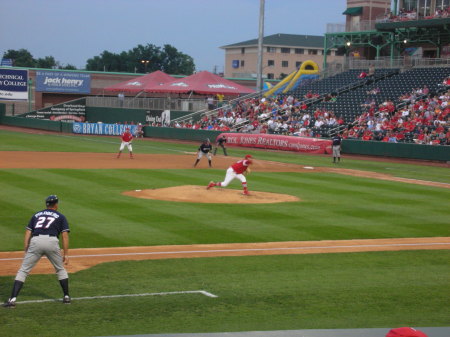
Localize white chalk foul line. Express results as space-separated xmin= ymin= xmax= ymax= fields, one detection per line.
xmin=1 ymin=242 xmax=449 ymax=262
xmin=16 ymin=290 xmax=218 ymax=304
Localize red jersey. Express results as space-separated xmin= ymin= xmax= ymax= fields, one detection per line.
xmin=231 ymin=159 xmax=252 ymax=174
xmin=121 ymin=131 xmax=133 ymax=142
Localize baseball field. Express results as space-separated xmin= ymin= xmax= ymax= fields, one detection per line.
xmin=0 ymin=127 xmax=449 ymax=337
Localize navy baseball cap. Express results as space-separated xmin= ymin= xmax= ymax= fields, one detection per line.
xmin=45 ymin=195 xmax=59 ymax=206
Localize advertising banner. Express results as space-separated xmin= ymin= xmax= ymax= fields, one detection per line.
xmin=1 ymin=59 xmax=13 ymax=66
xmin=0 ymin=69 xmax=28 ymax=101
xmin=24 ymin=98 xmax=86 ymax=122
xmin=218 ymin=133 xmax=332 ymax=154
xmin=146 ymin=109 xmax=170 ymax=126
xmin=35 ymin=70 xmax=91 ymax=93
xmin=73 ymin=122 xmax=138 ymax=136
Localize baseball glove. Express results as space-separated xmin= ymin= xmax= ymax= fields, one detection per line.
xmin=244 ymin=168 xmax=251 ymax=175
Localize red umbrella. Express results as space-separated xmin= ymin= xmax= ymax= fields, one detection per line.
xmin=144 ymin=71 xmax=255 ymax=95
xmin=104 ymin=70 xmax=175 ymax=93
xmin=386 ymin=327 xmax=429 ymax=337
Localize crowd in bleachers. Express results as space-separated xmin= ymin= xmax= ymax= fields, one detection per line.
xmin=342 ymin=89 xmax=450 ymax=145
xmin=169 ymin=69 xmax=450 ymax=146
xmin=173 ymin=94 xmax=337 ymax=137
xmin=173 ymin=96 xmax=302 ymax=134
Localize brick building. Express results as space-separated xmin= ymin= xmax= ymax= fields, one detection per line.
xmin=221 ymin=33 xmax=343 ymax=80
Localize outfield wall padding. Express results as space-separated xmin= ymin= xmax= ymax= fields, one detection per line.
xmin=0 ymin=103 xmax=5 ymax=121
xmin=86 ymin=107 xmax=146 ymax=124
xmin=1 ymin=116 xmax=62 ymax=132
xmin=343 ymin=139 xmax=450 ymax=162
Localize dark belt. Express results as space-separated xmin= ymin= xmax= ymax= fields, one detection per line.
xmin=32 ymin=234 xmax=56 ymax=237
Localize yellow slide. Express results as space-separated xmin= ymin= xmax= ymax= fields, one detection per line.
xmin=263 ymin=70 xmax=297 ymax=97
xmin=263 ymin=60 xmax=319 ymax=97
xmin=282 ymin=60 xmax=319 ymax=93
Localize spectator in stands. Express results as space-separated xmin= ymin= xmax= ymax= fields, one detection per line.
xmin=367 ymin=64 xmax=375 ymax=81
xmin=358 ymin=71 xmax=367 ymax=79
xmin=442 ymin=76 xmax=450 ymax=87
xmin=118 ymin=92 xmax=125 ymax=107
xmin=135 ymin=123 xmax=144 ymax=138
xmin=206 ymin=96 xmax=215 ymax=110
xmin=314 ymin=117 xmax=324 ymax=128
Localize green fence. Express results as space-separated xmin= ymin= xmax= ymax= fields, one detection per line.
xmin=343 ymin=139 xmax=450 ymax=162
xmin=86 ymin=107 xmax=146 ymax=124
xmin=0 ymin=103 xmax=5 ymax=120
xmin=1 ymin=115 xmax=62 ymax=132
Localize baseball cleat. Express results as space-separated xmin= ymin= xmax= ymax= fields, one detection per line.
xmin=2 ymin=299 xmax=16 ymax=308
xmin=206 ymin=181 xmax=215 ymax=190
xmin=62 ymin=295 xmax=71 ymax=304
xmin=242 ymin=191 xmax=250 ymax=196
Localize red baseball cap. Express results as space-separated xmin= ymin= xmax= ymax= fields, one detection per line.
xmin=245 ymin=155 xmax=252 ymax=159
xmin=386 ymin=327 xmax=429 ymax=337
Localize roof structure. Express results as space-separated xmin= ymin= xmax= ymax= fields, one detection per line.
xmin=221 ymin=33 xmax=325 ymax=49
xmin=144 ymin=71 xmax=255 ymax=95
xmin=104 ymin=70 xmax=175 ymax=93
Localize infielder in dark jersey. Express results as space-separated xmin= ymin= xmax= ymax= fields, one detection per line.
xmin=332 ymin=134 xmax=342 ymax=163
xmin=194 ymin=139 xmax=213 ymax=168
xmin=213 ymin=135 xmax=228 ymax=156
xmin=3 ymin=195 xmax=71 ymax=308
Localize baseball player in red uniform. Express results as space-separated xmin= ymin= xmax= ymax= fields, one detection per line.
xmin=207 ymin=154 xmax=253 ymax=195
xmin=117 ymin=128 xmax=133 ymax=159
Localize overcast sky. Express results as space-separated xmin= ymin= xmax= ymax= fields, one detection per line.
xmin=0 ymin=0 xmax=346 ymax=73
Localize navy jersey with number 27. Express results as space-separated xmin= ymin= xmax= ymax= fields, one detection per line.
xmin=27 ymin=209 xmax=70 ymax=237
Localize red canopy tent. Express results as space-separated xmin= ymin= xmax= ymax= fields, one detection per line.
xmin=144 ymin=71 xmax=255 ymax=95
xmin=104 ymin=70 xmax=175 ymax=93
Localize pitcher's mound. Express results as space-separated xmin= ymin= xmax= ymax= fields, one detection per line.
xmin=123 ymin=185 xmax=300 ymax=204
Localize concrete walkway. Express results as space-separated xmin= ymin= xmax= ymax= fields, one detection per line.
xmin=101 ymin=327 xmax=450 ymax=337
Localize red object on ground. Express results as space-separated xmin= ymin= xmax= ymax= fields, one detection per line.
xmin=386 ymin=327 xmax=429 ymax=337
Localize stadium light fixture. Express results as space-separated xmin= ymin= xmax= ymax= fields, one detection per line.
xmin=141 ymin=60 xmax=150 ymax=73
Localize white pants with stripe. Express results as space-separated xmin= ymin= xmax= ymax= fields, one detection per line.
xmin=16 ymin=235 xmax=68 ymax=282
xmin=119 ymin=141 xmax=132 ymax=152
xmin=220 ymin=167 xmax=246 ymax=187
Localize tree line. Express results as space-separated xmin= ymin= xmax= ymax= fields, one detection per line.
xmin=2 ymin=43 xmax=195 ymax=75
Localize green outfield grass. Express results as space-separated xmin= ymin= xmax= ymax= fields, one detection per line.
xmin=0 ymin=129 xmax=449 ymax=336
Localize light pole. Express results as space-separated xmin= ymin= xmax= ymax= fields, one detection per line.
xmin=141 ymin=60 xmax=150 ymax=73
xmin=28 ymin=78 xmax=33 ymax=112
xmin=256 ymin=0 xmax=265 ymax=92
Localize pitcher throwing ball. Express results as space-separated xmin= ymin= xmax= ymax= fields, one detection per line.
xmin=3 ymin=195 xmax=71 ymax=308
xmin=207 ymin=154 xmax=253 ymax=195
xmin=117 ymin=128 xmax=133 ymax=159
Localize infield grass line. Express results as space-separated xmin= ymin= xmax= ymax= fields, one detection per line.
xmin=15 ymin=290 xmax=218 ymax=304
xmin=1 ymin=242 xmax=449 ymax=262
